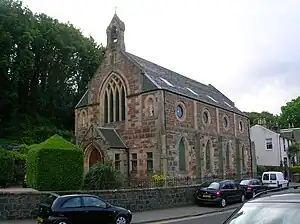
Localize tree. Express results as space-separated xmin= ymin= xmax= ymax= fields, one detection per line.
xmin=288 ymin=143 xmax=300 ymax=166
xmin=245 ymin=111 xmax=279 ymax=129
xmin=0 ymin=0 xmax=105 ymax=143
xmin=279 ymin=97 xmax=300 ymax=129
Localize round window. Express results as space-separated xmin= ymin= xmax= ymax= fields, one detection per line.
xmin=202 ymin=110 xmax=210 ymax=124
xmin=223 ymin=116 xmax=228 ymax=129
xmin=176 ymin=105 xmax=184 ymax=119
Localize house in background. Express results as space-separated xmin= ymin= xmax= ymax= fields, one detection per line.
xmin=250 ymin=125 xmax=293 ymax=167
xmin=281 ymin=128 xmax=300 ymax=164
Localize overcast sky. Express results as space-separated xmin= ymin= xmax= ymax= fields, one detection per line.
xmin=22 ymin=0 xmax=300 ymax=115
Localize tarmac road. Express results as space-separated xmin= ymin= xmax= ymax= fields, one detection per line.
xmin=146 ymin=209 xmax=234 ymax=224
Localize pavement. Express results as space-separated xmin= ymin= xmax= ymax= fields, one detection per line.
xmin=2 ymin=184 xmax=300 ymax=224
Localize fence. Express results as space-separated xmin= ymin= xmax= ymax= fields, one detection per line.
xmin=120 ymin=172 xmax=253 ymax=189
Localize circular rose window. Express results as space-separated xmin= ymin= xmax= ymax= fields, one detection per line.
xmin=176 ymin=105 xmax=184 ymax=119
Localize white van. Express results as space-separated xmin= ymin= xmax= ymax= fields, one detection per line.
xmin=261 ymin=171 xmax=289 ymax=189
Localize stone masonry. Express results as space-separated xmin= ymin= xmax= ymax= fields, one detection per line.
xmin=74 ymin=13 xmax=253 ymax=180
xmin=0 ymin=186 xmax=197 ymax=220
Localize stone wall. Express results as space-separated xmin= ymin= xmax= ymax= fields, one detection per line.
xmin=0 ymin=185 xmax=197 ymax=220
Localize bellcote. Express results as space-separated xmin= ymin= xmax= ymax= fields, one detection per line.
xmin=106 ymin=13 xmax=126 ymax=51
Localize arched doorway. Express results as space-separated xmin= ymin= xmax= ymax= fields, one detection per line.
xmin=89 ymin=147 xmax=103 ymax=168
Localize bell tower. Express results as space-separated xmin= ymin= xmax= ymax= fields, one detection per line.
xmin=106 ymin=13 xmax=126 ymax=51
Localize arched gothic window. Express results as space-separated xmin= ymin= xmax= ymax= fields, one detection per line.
xmin=205 ymin=140 xmax=211 ymax=172
xmin=179 ymin=138 xmax=186 ymax=171
xmin=226 ymin=142 xmax=231 ymax=169
xmin=241 ymin=146 xmax=246 ymax=170
xmin=103 ymin=75 xmax=126 ymax=123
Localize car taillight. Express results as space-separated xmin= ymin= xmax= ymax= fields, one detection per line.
xmin=247 ymin=186 xmax=252 ymax=190
xmin=216 ymin=191 xmax=221 ymax=197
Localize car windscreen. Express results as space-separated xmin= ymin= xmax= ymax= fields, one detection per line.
xmin=240 ymin=180 xmax=250 ymax=185
xmin=263 ymin=174 xmax=269 ymax=180
xmin=207 ymin=182 xmax=220 ymax=189
xmin=224 ymin=202 xmax=300 ymax=223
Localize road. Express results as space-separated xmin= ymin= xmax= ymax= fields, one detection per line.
xmin=147 ymin=209 xmax=234 ymax=224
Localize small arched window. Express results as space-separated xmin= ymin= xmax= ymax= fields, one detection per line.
xmin=103 ymin=75 xmax=126 ymax=123
xmin=179 ymin=138 xmax=186 ymax=171
xmin=226 ymin=142 xmax=231 ymax=169
xmin=205 ymin=140 xmax=211 ymax=172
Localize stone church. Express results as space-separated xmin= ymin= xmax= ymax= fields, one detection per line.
xmin=75 ymin=14 xmax=252 ymax=180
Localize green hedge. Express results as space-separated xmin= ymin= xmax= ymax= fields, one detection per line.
xmin=290 ymin=166 xmax=300 ymax=173
xmin=0 ymin=149 xmax=15 ymax=187
xmin=26 ymin=134 xmax=84 ymax=191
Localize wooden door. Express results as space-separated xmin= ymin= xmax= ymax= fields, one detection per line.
xmin=89 ymin=148 xmax=102 ymax=168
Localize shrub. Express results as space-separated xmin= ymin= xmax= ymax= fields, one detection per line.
xmin=151 ymin=174 xmax=166 ymax=187
xmin=84 ymin=163 xmax=123 ymax=190
xmin=8 ymin=150 xmax=26 ymax=185
xmin=0 ymin=149 xmax=15 ymax=187
xmin=290 ymin=166 xmax=300 ymax=173
xmin=26 ymin=134 xmax=84 ymax=191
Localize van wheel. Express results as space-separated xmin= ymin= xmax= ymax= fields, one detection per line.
xmin=279 ymin=184 xmax=283 ymax=190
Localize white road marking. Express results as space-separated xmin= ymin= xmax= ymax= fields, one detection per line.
xmin=147 ymin=209 xmax=235 ymax=224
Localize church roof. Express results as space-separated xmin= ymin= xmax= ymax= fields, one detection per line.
xmin=126 ymin=52 xmax=246 ymax=116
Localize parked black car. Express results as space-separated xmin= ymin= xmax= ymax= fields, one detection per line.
xmin=37 ymin=193 xmax=132 ymax=224
xmin=223 ymin=190 xmax=300 ymax=223
xmin=239 ymin=178 xmax=264 ymax=199
xmin=193 ymin=180 xmax=245 ymax=208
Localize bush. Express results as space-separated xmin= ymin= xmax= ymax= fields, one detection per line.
xmin=152 ymin=174 xmax=166 ymax=187
xmin=0 ymin=149 xmax=15 ymax=187
xmin=26 ymin=134 xmax=84 ymax=191
xmin=290 ymin=166 xmax=300 ymax=173
xmin=84 ymin=163 xmax=123 ymax=190
xmin=8 ymin=150 xmax=26 ymax=185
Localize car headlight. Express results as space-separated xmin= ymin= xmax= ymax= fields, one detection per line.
xmin=128 ymin=210 xmax=131 ymax=213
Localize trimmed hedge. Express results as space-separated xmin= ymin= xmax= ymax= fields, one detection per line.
xmin=0 ymin=149 xmax=15 ymax=187
xmin=26 ymin=134 xmax=84 ymax=191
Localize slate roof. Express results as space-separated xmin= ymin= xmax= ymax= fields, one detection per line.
xmin=75 ymin=89 xmax=88 ymax=109
xmin=98 ymin=127 xmax=127 ymax=149
xmin=75 ymin=51 xmax=246 ymax=117
xmin=126 ymin=52 xmax=245 ymax=116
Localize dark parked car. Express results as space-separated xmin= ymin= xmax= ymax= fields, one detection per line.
xmin=37 ymin=193 xmax=132 ymax=224
xmin=239 ymin=179 xmax=264 ymax=199
xmin=223 ymin=191 xmax=300 ymax=223
xmin=193 ymin=180 xmax=245 ymax=208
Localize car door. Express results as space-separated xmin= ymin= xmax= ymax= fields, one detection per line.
xmin=221 ymin=182 xmax=233 ymax=202
xmin=253 ymin=179 xmax=262 ymax=193
xmin=59 ymin=197 xmax=84 ymax=224
xmin=82 ymin=196 xmax=115 ymax=224
xmin=229 ymin=181 xmax=240 ymax=201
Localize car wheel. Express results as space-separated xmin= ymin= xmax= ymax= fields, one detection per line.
xmin=116 ymin=215 xmax=127 ymax=224
xmin=240 ymin=194 xmax=245 ymax=202
xmin=220 ymin=198 xmax=227 ymax=208
xmin=57 ymin=221 xmax=70 ymax=224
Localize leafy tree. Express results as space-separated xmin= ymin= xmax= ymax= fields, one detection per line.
xmin=279 ymin=97 xmax=300 ymax=128
xmin=288 ymin=143 xmax=300 ymax=166
xmin=0 ymin=0 xmax=105 ymax=143
xmin=245 ymin=111 xmax=279 ymax=129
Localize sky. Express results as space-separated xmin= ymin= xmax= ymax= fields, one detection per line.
xmin=21 ymin=0 xmax=300 ymax=115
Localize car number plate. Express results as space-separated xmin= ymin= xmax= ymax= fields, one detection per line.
xmin=37 ymin=217 xmax=43 ymax=224
xmin=202 ymin=194 xmax=211 ymax=198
